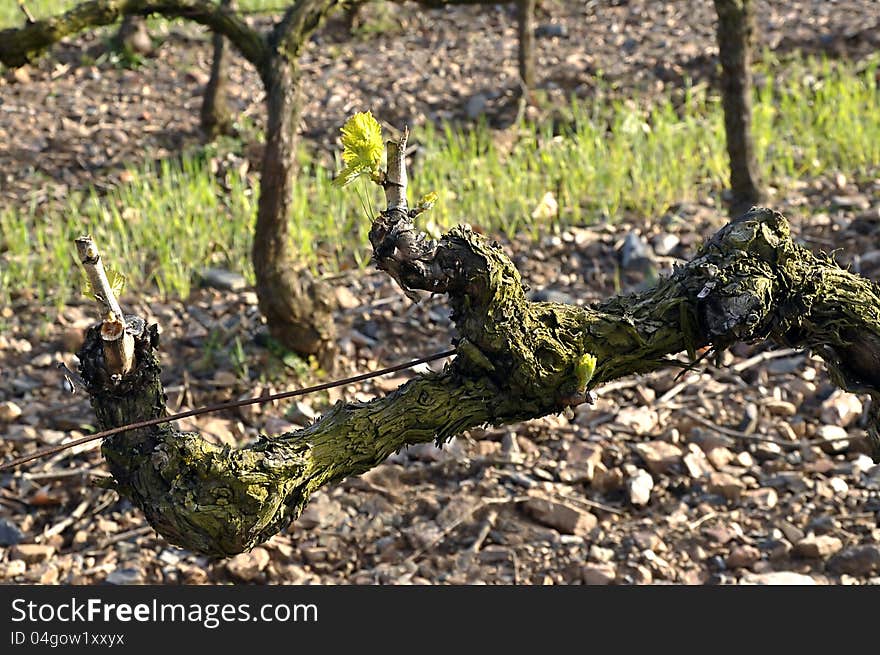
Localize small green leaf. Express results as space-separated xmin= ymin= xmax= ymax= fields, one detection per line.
xmin=574 ymin=352 xmax=597 ymax=391
xmin=333 ymin=111 xmax=384 ymax=187
xmin=81 ymin=267 xmax=126 ymax=301
xmin=417 ymin=191 xmax=439 ymax=212
xmin=106 ymin=267 xmax=126 ymax=298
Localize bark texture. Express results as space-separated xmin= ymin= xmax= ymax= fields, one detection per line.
xmin=251 ymin=1 xmax=341 ymax=368
xmin=80 ymin=205 xmax=880 ymax=557
xmin=517 ymin=0 xmax=536 ymax=90
xmin=200 ymin=0 xmax=235 ymax=138
xmin=113 ymin=14 xmax=152 ymax=56
xmin=714 ymin=0 xmax=765 ymax=213
xmin=2 ymin=0 xmax=342 ymax=365
xmin=0 ymin=0 xmax=267 ymax=68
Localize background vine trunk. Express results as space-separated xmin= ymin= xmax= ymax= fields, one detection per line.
xmin=200 ymin=0 xmax=235 ymax=138
xmin=714 ymin=0 xmax=764 ymax=214
xmin=252 ymin=51 xmax=336 ymax=369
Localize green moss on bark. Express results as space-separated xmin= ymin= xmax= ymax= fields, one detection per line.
xmin=81 ymin=208 xmax=880 ymax=556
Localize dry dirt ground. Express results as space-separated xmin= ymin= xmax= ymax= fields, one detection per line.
xmin=1 ymin=1 xmax=880 ymax=585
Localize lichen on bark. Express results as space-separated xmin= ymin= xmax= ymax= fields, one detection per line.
xmin=78 ymin=205 xmax=880 ymax=556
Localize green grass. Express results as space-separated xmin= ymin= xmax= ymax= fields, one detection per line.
xmin=1 ymin=56 xmax=878 ymax=308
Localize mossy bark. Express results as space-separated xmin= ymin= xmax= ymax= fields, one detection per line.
xmin=80 ymin=208 xmax=880 ymax=556
xmin=0 ymin=0 xmax=267 ymax=68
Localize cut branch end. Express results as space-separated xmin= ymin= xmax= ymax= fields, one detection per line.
xmin=75 ymin=235 xmax=134 ymax=377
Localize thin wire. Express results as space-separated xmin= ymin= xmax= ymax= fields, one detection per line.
xmin=0 ymin=348 xmax=456 ymax=473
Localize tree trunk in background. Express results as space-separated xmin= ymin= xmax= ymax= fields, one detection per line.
xmin=714 ymin=0 xmax=764 ymax=214
xmin=517 ymin=0 xmax=535 ymax=91
xmin=201 ymin=0 xmax=235 ymax=138
xmin=253 ymin=54 xmax=337 ymax=369
xmin=113 ymin=14 xmax=152 ymax=56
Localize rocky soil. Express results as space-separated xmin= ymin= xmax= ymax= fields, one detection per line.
xmin=1 ymin=1 xmax=879 ymax=585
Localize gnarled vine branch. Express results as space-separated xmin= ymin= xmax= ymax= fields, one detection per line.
xmin=75 ymin=134 xmax=880 ymax=557
xmin=0 ymin=0 xmax=267 ymax=68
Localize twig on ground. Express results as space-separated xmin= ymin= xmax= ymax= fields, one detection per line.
xmin=731 ymin=347 xmax=804 ymax=373
xmin=681 ymin=409 xmax=855 ymax=450
xmin=469 ymin=509 xmax=498 ymax=552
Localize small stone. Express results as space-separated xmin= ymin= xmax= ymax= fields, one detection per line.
xmin=779 ymin=521 xmax=806 ymax=544
xmin=627 ymin=469 xmax=654 ymax=506
xmin=794 ymin=535 xmax=843 ymax=559
xmin=589 ymin=545 xmax=615 ymax=562
xmin=827 ymin=545 xmax=880 ymax=576
xmin=226 ymin=547 xmax=271 ymax=582
xmin=682 ymin=444 xmax=713 ymax=478
xmin=535 ymin=23 xmax=568 ymax=38
xmin=31 ymin=352 xmax=55 ymax=367
xmin=12 ymin=66 xmax=32 ymax=84
xmin=766 ymin=356 xmax=806 ymax=375
xmin=581 ymin=564 xmax=616 ymax=585
xmin=760 ymin=538 xmax=792 ymax=560
xmin=742 ymin=487 xmax=778 ymax=509
xmin=627 ymin=564 xmax=653 ymax=585
xmin=4 ymin=560 xmax=27 ymax=577
xmin=741 ymin=571 xmax=817 ymax=585
xmin=831 ymin=195 xmax=870 ymax=211
xmin=703 ymin=525 xmax=738 ymax=545
xmin=828 ymin=477 xmax=849 ymax=494
xmin=614 ymin=406 xmax=658 ymax=434
xmin=726 ymin=545 xmax=761 ymax=569
xmin=465 ymin=93 xmax=489 ymax=119
xmin=10 ymin=544 xmax=55 ymax=564
xmin=705 ymin=446 xmax=735 ymax=469
xmin=816 ymin=424 xmax=850 ymax=453
xmin=200 ymin=268 xmax=247 ymax=292
xmin=690 ymin=428 xmax=731 ymax=452
xmin=764 ymin=400 xmax=798 ymax=417
xmin=185 ymin=69 xmax=210 ymax=86
xmin=591 ymin=464 xmax=625 ymax=492
xmin=820 ymin=391 xmax=863 ymax=427
xmin=0 ymin=518 xmax=24 ymax=546
xmin=106 ymin=568 xmax=144 ymax=585
xmin=158 ymin=550 xmax=182 ymax=566
xmin=40 ymin=565 xmax=59 ymax=585
xmin=0 ymin=401 xmax=23 ymax=423
xmin=707 ymin=472 xmax=745 ymax=501
xmin=297 ymin=495 xmax=343 ymax=530
xmin=634 ymin=440 xmax=682 ymax=475
xmin=852 ymin=454 xmax=877 ymax=475
xmin=620 ymin=232 xmax=653 ymax=271
xmin=334 ymin=285 xmax=360 ymax=309
xmin=522 ymin=499 xmax=597 ymax=536
xmin=563 ymin=441 xmax=602 ymax=482
xmin=651 ymin=233 xmax=680 ymax=256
